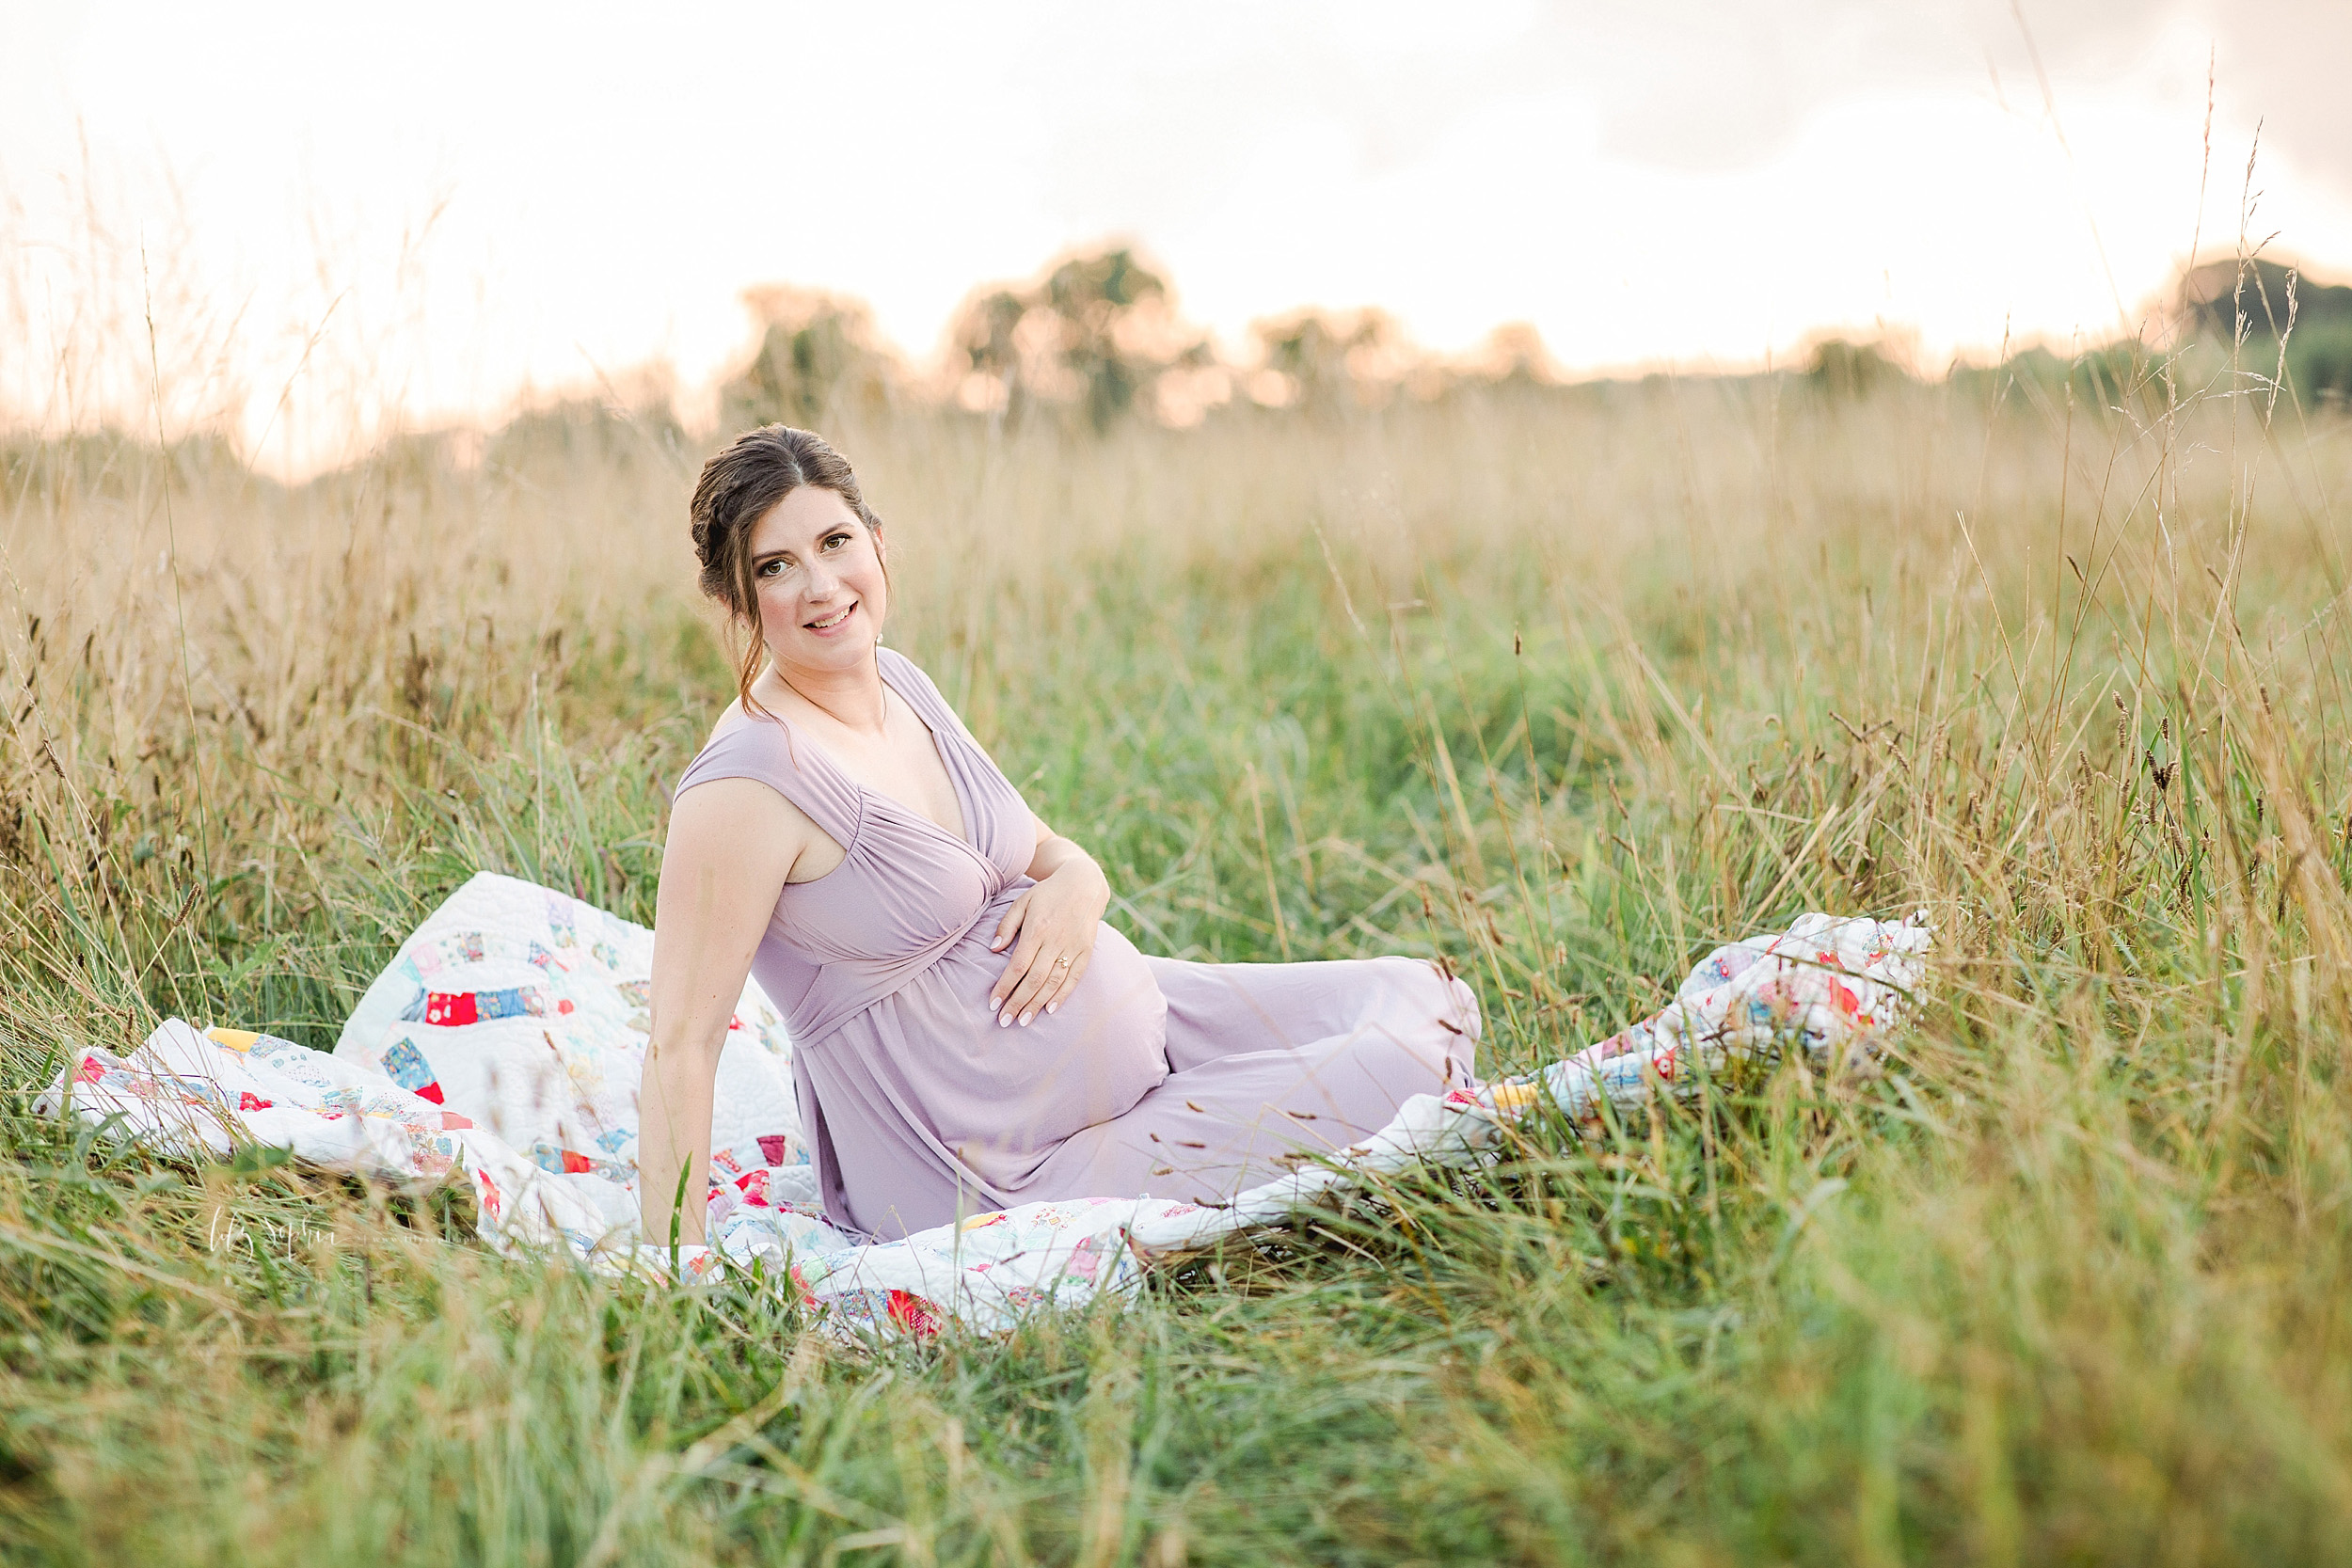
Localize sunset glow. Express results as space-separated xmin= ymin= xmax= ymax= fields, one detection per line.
xmin=6 ymin=0 xmax=2350 ymax=471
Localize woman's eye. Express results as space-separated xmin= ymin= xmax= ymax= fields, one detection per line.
xmin=823 ymin=532 xmax=849 ymax=550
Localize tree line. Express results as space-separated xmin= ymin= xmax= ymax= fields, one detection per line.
xmin=720 ymin=243 xmax=2352 ymax=437
xmin=719 ymin=245 xmax=1559 ymax=437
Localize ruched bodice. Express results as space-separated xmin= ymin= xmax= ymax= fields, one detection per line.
xmin=675 ymin=650 xmax=1482 ymax=1237
xmin=692 ymin=651 xmax=1033 ymax=1040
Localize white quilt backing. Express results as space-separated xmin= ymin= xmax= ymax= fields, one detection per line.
xmin=36 ymin=873 xmax=1930 ymax=1338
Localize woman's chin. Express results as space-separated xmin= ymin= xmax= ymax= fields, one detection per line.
xmin=776 ymin=627 xmax=881 ymax=670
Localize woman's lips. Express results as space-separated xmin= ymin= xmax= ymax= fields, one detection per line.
xmin=804 ymin=602 xmax=857 ymax=635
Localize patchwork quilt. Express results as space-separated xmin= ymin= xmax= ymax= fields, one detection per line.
xmin=36 ymin=873 xmax=1930 ymax=1338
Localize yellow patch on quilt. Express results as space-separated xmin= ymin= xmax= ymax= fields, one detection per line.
xmin=205 ymin=1026 xmax=262 ymax=1053
xmin=1488 ymin=1082 xmax=1539 ymax=1113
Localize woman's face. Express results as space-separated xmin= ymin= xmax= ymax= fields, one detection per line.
xmin=745 ymin=484 xmax=888 ymax=675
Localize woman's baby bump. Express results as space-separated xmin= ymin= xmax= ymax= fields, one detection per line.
xmin=911 ymin=911 xmax=1171 ymax=1173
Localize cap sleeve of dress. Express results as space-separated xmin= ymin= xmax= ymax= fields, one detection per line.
xmin=674 ymin=710 xmax=862 ymax=847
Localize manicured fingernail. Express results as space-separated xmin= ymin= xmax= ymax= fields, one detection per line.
xmin=998 ymin=1011 xmax=1010 ymax=1027
xmin=1019 ymin=1011 xmax=1034 ymax=1026
xmin=1046 ymin=1003 xmax=1058 ymax=1016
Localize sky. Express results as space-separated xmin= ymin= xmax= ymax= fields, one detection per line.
xmin=6 ymin=0 xmax=2352 ymax=472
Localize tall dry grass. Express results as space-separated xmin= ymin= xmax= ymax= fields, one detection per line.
xmin=4 ymin=350 xmax=2352 ymax=1562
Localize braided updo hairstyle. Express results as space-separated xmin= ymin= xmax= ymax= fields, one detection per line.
xmin=688 ymin=425 xmax=885 ymax=712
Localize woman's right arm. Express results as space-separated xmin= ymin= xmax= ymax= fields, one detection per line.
xmin=640 ymin=776 xmax=807 ymax=1249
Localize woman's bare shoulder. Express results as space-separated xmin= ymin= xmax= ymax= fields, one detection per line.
xmin=665 ymin=770 xmax=835 ymax=881
xmin=656 ymin=776 xmax=807 ymax=930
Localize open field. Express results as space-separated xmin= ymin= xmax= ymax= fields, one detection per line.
xmin=5 ymin=365 xmax=2352 ymax=1563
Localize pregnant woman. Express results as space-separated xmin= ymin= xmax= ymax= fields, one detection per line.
xmin=640 ymin=426 xmax=1480 ymax=1242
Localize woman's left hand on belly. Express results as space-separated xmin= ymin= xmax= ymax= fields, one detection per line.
xmin=987 ymin=859 xmax=1112 ymax=1027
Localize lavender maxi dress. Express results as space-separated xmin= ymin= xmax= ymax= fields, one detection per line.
xmin=675 ymin=650 xmax=1482 ymax=1239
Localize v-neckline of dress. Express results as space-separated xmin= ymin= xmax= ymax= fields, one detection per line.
xmin=785 ymin=659 xmax=977 ymax=856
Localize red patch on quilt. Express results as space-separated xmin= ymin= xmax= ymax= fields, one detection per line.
xmin=560 ymin=1149 xmax=594 ymax=1174
xmin=237 ymin=1091 xmax=274 ymax=1111
xmin=423 ymin=992 xmax=478 ymax=1026
xmin=414 ymin=1080 xmax=446 ymax=1105
xmin=439 ymin=1111 xmax=473 ymax=1130
xmin=887 ymin=1289 xmax=943 ymax=1338
xmin=756 ymin=1133 xmax=790 ymax=1165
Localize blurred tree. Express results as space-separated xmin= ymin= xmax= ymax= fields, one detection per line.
xmin=484 ymin=385 xmax=686 ymax=479
xmin=1946 ymin=342 xmax=2161 ymax=419
xmin=1804 ymin=337 xmax=1911 ymax=399
xmin=1468 ymin=322 xmax=1559 ymax=388
xmin=719 ymin=287 xmax=896 ymax=433
xmin=2293 ymin=324 xmax=2352 ymax=408
xmin=952 ymin=247 xmax=1205 ymax=433
xmin=0 ymin=428 xmax=252 ymax=504
xmin=1248 ymin=309 xmax=1414 ymax=413
xmin=2179 ymin=257 xmax=2352 ymax=407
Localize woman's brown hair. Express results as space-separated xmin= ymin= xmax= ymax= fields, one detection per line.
xmin=687 ymin=425 xmax=884 ymax=713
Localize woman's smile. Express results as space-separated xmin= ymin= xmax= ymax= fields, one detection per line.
xmin=804 ymin=601 xmax=858 ymax=635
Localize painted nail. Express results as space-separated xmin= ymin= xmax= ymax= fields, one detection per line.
xmin=998 ymin=1011 xmax=1010 ymax=1027
xmin=1045 ymin=1003 xmax=1058 ymax=1016
xmin=1019 ymin=1011 xmax=1034 ymax=1026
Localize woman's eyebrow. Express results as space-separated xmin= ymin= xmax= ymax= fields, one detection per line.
xmin=751 ymin=547 xmax=793 ymax=565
